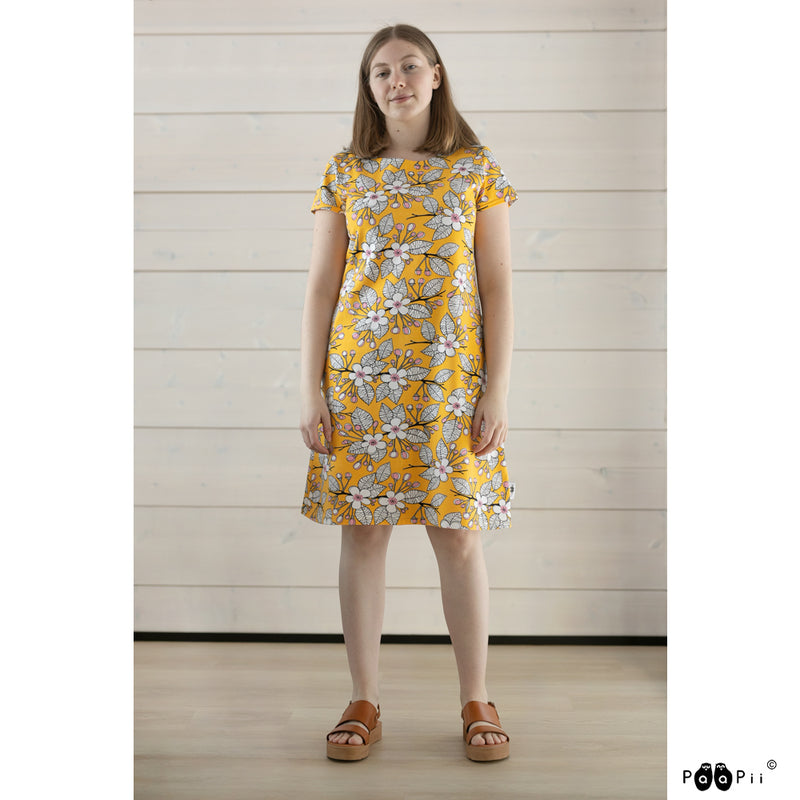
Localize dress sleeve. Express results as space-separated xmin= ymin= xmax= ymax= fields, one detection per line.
xmin=476 ymin=147 xmax=518 ymax=211
xmin=310 ymin=154 xmax=345 ymax=214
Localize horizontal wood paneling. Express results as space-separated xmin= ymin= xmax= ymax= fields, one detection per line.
xmin=133 ymin=585 xmax=666 ymax=636
xmin=133 ymin=191 xmax=666 ymax=272
xmin=134 ymin=428 xmax=666 ymax=510
xmin=134 ymin=1 xmax=667 ymax=34
xmin=134 ymin=111 xmax=666 ymax=192
xmin=134 ymin=507 xmax=666 ymax=590
xmin=134 ymin=32 xmax=665 ymax=113
xmin=134 ymin=349 xmax=666 ymax=430
xmin=132 ymin=1 xmax=667 ymax=637
xmin=133 ymin=271 xmax=666 ymax=350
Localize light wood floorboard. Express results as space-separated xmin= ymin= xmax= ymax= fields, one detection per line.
xmin=134 ymin=641 xmax=666 ymax=800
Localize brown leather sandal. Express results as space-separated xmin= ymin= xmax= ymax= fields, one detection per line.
xmin=461 ymin=700 xmax=510 ymax=761
xmin=325 ymin=700 xmax=382 ymax=761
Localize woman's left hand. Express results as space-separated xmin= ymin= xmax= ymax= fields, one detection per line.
xmin=471 ymin=391 xmax=509 ymax=457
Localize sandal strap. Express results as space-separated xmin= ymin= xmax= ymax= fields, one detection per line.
xmin=461 ymin=700 xmax=509 ymax=742
xmin=339 ymin=700 xmax=380 ymax=728
xmin=327 ymin=700 xmax=380 ymax=742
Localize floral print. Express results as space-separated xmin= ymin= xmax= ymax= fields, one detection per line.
xmin=302 ymin=146 xmax=517 ymax=530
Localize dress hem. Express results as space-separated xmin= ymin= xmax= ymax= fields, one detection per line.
xmin=300 ymin=507 xmax=511 ymax=532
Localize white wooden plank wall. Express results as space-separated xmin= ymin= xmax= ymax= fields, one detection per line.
xmin=133 ymin=0 xmax=667 ymax=636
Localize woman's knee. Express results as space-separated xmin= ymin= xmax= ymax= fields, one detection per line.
xmin=341 ymin=524 xmax=393 ymax=551
xmin=426 ymin=526 xmax=482 ymax=559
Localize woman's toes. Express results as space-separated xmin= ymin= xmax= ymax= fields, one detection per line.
xmin=328 ymin=729 xmax=365 ymax=745
xmin=469 ymin=728 xmax=507 ymax=745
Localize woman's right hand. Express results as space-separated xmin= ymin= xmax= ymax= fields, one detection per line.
xmin=299 ymin=391 xmax=333 ymax=455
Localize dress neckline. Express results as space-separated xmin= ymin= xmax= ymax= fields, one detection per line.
xmin=364 ymin=146 xmax=477 ymax=165
xmin=375 ymin=153 xmax=436 ymax=163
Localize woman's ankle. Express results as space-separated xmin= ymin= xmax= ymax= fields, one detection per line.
xmin=351 ymin=692 xmax=380 ymax=708
xmin=460 ymin=690 xmax=489 ymax=708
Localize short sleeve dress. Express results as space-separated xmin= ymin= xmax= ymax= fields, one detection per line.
xmin=301 ymin=145 xmax=517 ymax=531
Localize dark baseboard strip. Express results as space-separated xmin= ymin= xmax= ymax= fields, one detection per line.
xmin=134 ymin=632 xmax=666 ymax=646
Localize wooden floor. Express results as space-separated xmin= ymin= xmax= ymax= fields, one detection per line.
xmin=134 ymin=641 xmax=666 ymax=800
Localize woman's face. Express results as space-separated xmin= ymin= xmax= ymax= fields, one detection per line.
xmin=368 ymin=39 xmax=441 ymax=125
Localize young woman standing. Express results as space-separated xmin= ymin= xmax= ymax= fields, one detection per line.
xmin=299 ymin=24 xmax=516 ymax=762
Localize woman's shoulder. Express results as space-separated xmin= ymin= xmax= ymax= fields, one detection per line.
xmin=467 ymin=144 xmax=501 ymax=162
xmin=446 ymin=144 xmax=501 ymax=167
xmin=325 ymin=148 xmax=362 ymax=171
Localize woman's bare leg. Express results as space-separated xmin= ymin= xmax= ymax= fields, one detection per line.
xmin=425 ymin=526 xmax=507 ymax=746
xmin=327 ymin=523 xmax=393 ymax=745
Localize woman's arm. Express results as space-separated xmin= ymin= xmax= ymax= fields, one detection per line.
xmin=299 ymin=209 xmax=348 ymax=454
xmin=471 ymin=202 xmax=514 ymax=457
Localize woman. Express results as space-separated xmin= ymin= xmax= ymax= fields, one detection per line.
xmin=299 ymin=24 xmax=516 ymax=762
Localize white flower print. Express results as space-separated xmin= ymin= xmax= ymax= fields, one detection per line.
xmin=362 ymin=432 xmax=387 ymax=456
xmin=382 ymin=416 xmax=409 ymax=440
xmin=493 ymin=499 xmax=511 ymax=522
xmin=361 ymin=242 xmax=379 ymax=264
xmin=386 ymin=241 xmax=411 ymax=267
xmin=346 ymin=485 xmax=372 ymax=509
xmin=451 ymin=158 xmax=475 ymax=177
xmin=437 ymin=334 xmax=461 ymax=357
xmin=472 ymin=494 xmax=488 ymax=514
xmin=379 ymin=490 xmax=407 ymax=511
xmin=365 ymin=307 xmax=387 ymax=332
xmin=349 ymin=363 xmax=374 ymax=386
xmin=383 ymin=180 xmax=410 ymax=196
xmin=364 ymin=189 xmax=386 ymax=209
xmin=435 ymin=458 xmax=453 ymax=480
xmin=444 ymin=205 xmax=466 ymax=231
xmin=381 ymin=367 xmax=408 ymax=387
xmin=384 ymin=292 xmax=410 ymax=316
xmin=452 ymin=266 xmax=471 ymax=293
xmin=445 ymin=390 xmax=467 ymax=417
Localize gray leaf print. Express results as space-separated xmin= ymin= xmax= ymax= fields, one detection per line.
xmin=428 ymin=257 xmax=451 ymax=276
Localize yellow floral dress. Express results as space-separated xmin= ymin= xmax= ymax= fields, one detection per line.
xmin=301 ymin=145 xmax=517 ymax=530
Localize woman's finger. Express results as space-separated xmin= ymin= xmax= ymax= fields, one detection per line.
xmin=471 ymin=407 xmax=486 ymax=443
xmin=300 ymin=419 xmax=330 ymax=454
xmin=475 ymin=422 xmax=506 ymax=457
xmin=321 ymin=408 xmax=333 ymax=449
xmin=473 ymin=419 xmax=496 ymax=456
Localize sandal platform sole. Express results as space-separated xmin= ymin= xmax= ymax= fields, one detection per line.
xmin=465 ymin=739 xmax=510 ymax=762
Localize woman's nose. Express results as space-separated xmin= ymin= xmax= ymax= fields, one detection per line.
xmin=392 ymin=73 xmax=405 ymax=88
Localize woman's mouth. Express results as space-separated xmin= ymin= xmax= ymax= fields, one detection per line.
xmin=391 ymin=95 xmax=412 ymax=103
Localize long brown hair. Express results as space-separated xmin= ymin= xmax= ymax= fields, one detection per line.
xmin=350 ymin=25 xmax=480 ymax=159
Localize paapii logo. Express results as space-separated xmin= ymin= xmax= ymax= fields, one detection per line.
xmin=683 ymin=761 xmax=773 ymax=791
xmin=687 ymin=763 xmax=733 ymax=791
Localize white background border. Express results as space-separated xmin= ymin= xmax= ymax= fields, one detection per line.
xmin=3 ymin=1 xmax=798 ymax=795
